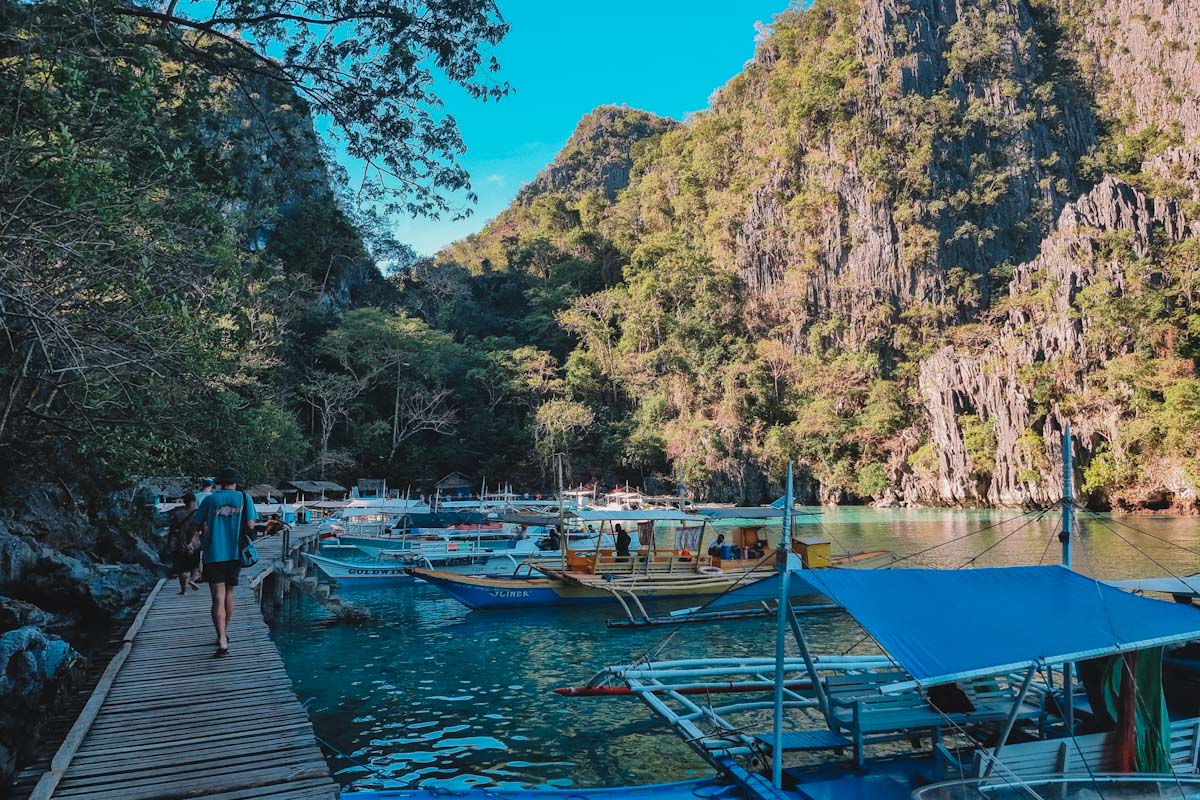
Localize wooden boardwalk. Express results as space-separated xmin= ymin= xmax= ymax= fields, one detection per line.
xmin=29 ymin=528 xmax=340 ymax=800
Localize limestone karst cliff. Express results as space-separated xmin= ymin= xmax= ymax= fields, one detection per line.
xmin=435 ymin=0 xmax=1200 ymax=509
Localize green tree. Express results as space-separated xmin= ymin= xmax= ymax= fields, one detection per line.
xmin=110 ymin=0 xmax=510 ymax=217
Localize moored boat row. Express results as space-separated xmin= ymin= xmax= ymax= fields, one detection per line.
xmin=335 ymin=431 xmax=1200 ymax=800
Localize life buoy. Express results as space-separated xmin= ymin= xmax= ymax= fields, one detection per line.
xmin=698 ymin=566 xmax=724 ymax=576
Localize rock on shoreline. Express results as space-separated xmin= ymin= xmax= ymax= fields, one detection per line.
xmin=0 ymin=482 xmax=158 ymax=787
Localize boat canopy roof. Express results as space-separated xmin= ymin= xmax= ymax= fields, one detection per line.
xmin=577 ymin=509 xmax=706 ymax=523
xmin=344 ymin=499 xmax=429 ymax=512
xmin=256 ymin=503 xmax=301 ymax=514
xmin=495 ymin=512 xmax=564 ymax=526
xmin=712 ymin=565 xmax=1200 ymax=688
xmin=693 ymin=506 xmax=784 ymax=519
xmin=396 ymin=511 xmax=488 ymax=527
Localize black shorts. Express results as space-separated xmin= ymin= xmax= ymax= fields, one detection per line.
xmin=171 ymin=551 xmax=201 ymax=575
xmin=202 ymin=560 xmax=240 ymax=586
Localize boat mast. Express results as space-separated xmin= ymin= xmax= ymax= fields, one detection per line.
xmin=402 ymin=485 xmax=410 ymax=537
xmin=1060 ymin=423 xmax=1076 ymax=736
xmin=1060 ymin=424 xmax=1073 ymax=568
xmin=771 ymin=461 xmax=795 ymax=789
xmin=556 ymin=453 xmax=567 ymax=569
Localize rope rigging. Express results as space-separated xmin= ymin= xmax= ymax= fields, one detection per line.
xmin=606 ymin=475 xmax=1200 ymax=798
xmin=882 ymin=504 xmax=1056 ymax=569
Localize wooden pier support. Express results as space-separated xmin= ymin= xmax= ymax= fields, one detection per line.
xmin=283 ymin=566 xmax=370 ymax=621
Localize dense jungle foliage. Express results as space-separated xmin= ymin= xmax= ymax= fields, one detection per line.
xmin=3 ymin=0 xmax=1199 ymax=506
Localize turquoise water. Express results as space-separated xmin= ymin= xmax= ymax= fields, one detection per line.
xmin=270 ymin=508 xmax=1200 ymax=793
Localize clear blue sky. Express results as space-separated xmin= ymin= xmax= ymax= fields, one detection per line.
xmin=371 ymin=0 xmax=791 ymax=256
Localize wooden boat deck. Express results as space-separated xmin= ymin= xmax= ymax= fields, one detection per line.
xmin=28 ymin=527 xmax=339 ymax=800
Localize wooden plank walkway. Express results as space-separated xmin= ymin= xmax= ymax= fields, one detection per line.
xmin=30 ymin=527 xmax=339 ymax=800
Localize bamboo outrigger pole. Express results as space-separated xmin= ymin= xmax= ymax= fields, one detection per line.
xmin=771 ymin=461 xmax=795 ymax=789
xmin=1061 ymin=423 xmax=1076 ymax=736
xmin=555 ymin=454 xmax=566 ymax=569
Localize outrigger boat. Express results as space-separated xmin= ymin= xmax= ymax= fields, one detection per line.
xmin=317 ymin=498 xmax=430 ymax=538
xmin=330 ymin=511 xmax=538 ymax=557
xmin=411 ymin=503 xmax=894 ymax=615
xmin=352 ymin=436 xmax=1200 ymax=800
xmin=305 ymin=537 xmax=557 ymax=586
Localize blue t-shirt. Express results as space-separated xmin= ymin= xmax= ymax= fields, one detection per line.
xmin=193 ymin=489 xmax=257 ymax=563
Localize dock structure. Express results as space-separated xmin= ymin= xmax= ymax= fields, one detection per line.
xmin=267 ymin=528 xmax=370 ymax=621
xmin=27 ymin=527 xmax=340 ymax=800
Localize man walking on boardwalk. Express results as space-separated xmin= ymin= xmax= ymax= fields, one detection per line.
xmin=192 ymin=467 xmax=256 ymax=656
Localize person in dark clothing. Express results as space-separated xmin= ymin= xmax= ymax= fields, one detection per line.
xmin=547 ymin=526 xmax=561 ymax=551
xmin=707 ymin=533 xmax=726 ymax=558
xmin=169 ymin=493 xmax=200 ymax=595
xmin=614 ymin=523 xmax=632 ymax=558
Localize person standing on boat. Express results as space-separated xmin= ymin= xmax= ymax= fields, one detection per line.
xmin=614 ymin=523 xmax=632 ymax=558
xmin=546 ymin=525 xmax=561 ymax=551
xmin=191 ymin=467 xmax=256 ymax=656
xmin=168 ymin=493 xmax=201 ymax=595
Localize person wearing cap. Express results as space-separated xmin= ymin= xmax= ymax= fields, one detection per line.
xmin=195 ymin=476 xmax=214 ymax=507
xmin=192 ymin=477 xmax=214 ymax=575
xmin=191 ymin=467 xmax=256 ymax=656
xmin=168 ymin=493 xmax=201 ymax=595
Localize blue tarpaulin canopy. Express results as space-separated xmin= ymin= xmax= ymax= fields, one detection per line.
xmin=711 ymin=565 xmax=1200 ymax=687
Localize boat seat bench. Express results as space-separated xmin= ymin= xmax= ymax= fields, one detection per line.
xmin=826 ymin=672 xmax=1048 ymax=767
xmin=932 ymin=716 xmax=1200 ymax=782
xmin=752 ymin=730 xmax=853 ymax=754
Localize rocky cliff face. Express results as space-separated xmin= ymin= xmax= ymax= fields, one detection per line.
xmin=439 ymin=0 xmax=1200 ymax=508
xmin=900 ymin=0 xmax=1200 ymax=509
xmin=916 ymin=178 xmax=1195 ymax=506
xmin=646 ymin=0 xmax=1198 ymax=507
xmin=1051 ymin=0 xmax=1200 ymax=143
xmin=622 ymin=0 xmax=1091 ymax=349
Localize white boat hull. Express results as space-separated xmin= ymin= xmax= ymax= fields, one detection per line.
xmin=304 ymin=551 xmax=548 ymax=585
